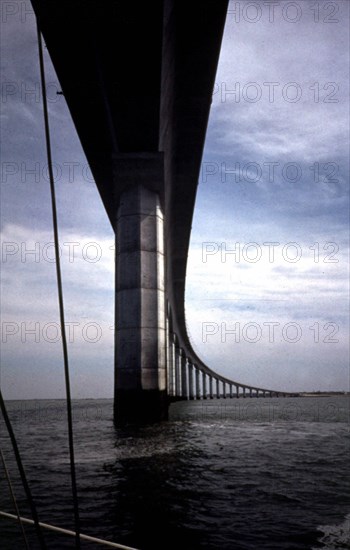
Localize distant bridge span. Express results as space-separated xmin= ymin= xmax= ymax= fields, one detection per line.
xmin=31 ymin=0 xmax=298 ymax=422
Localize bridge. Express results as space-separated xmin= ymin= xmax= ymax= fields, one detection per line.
xmin=31 ymin=0 xmax=297 ymax=423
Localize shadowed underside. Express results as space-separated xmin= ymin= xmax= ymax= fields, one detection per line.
xmin=30 ymin=0 xmax=297 ymax=421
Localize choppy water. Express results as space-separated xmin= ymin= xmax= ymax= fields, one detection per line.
xmin=0 ymin=396 xmax=349 ymax=549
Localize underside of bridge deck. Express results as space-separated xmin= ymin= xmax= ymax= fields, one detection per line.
xmin=30 ymin=0 xmax=294 ymax=423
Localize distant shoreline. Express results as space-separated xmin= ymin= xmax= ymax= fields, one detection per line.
xmin=299 ymin=392 xmax=350 ymax=397
xmin=3 ymin=393 xmax=349 ymax=402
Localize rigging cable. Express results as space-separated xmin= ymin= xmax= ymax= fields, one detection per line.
xmin=0 ymin=390 xmax=46 ymax=549
xmin=0 ymin=512 xmax=140 ymax=550
xmin=35 ymin=19 xmax=81 ymax=549
xmin=0 ymin=447 xmax=30 ymax=549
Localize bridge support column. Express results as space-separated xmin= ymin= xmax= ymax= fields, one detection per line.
xmin=209 ymin=377 xmax=214 ymax=399
xmin=202 ymin=372 xmax=207 ymax=399
xmin=114 ymin=155 xmax=167 ymax=423
xmin=175 ymin=346 xmax=181 ymax=397
xmin=216 ymin=379 xmax=220 ymax=399
xmin=181 ymin=351 xmax=188 ymax=399
xmin=169 ymin=334 xmax=176 ymax=397
xmin=236 ymin=386 xmax=239 ymax=398
xmin=188 ymin=363 xmax=194 ymax=400
xmin=195 ymin=368 xmax=201 ymax=400
xmin=166 ymin=321 xmax=173 ymax=397
xmin=223 ymin=382 xmax=226 ymax=399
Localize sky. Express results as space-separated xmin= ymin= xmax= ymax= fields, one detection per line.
xmin=0 ymin=0 xmax=349 ymax=399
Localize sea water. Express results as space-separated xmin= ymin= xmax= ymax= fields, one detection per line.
xmin=0 ymin=396 xmax=349 ymax=549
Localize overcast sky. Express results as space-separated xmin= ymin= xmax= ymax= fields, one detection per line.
xmin=1 ymin=0 xmax=349 ymax=399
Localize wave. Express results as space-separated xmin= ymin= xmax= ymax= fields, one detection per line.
xmin=313 ymin=512 xmax=350 ymax=549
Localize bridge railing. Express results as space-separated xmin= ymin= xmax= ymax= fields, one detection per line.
xmin=166 ymin=304 xmax=298 ymax=401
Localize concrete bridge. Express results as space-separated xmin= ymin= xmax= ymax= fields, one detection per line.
xmin=31 ymin=0 xmax=297 ymax=422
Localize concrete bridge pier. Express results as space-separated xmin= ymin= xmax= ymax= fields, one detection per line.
xmin=114 ymin=154 xmax=168 ymax=423
xmin=181 ymin=351 xmax=188 ymax=399
xmin=30 ymin=0 xmax=290 ymax=424
xmin=209 ymin=377 xmax=214 ymax=399
xmin=175 ymin=346 xmax=182 ymax=397
xmin=195 ymin=369 xmax=201 ymax=400
xmin=202 ymin=372 xmax=207 ymax=399
xmin=169 ymin=333 xmax=176 ymax=397
xmin=188 ymin=363 xmax=194 ymax=400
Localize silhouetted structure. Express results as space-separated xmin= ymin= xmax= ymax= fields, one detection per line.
xmin=31 ymin=0 xmax=296 ymax=423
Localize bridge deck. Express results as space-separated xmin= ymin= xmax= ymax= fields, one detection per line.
xmin=31 ymin=0 xmax=293 ymax=414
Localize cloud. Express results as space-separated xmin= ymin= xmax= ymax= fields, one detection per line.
xmin=0 ymin=222 xmax=115 ymax=398
xmin=1 ymin=0 xmax=348 ymax=396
